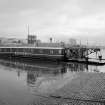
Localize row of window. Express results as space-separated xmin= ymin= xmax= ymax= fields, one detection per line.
xmin=0 ymin=48 xmax=64 ymax=55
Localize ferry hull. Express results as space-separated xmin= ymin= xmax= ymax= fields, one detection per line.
xmin=0 ymin=52 xmax=65 ymax=62
xmin=0 ymin=47 xmax=66 ymax=61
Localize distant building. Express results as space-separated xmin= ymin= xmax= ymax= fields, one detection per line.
xmin=0 ymin=37 xmax=26 ymax=46
xmin=28 ymin=35 xmax=37 ymax=44
xmin=69 ymin=38 xmax=77 ymax=45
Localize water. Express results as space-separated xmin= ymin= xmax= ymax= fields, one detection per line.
xmin=0 ymin=51 xmax=105 ymax=105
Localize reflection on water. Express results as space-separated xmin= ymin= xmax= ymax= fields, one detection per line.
xmin=0 ymin=58 xmax=104 ymax=104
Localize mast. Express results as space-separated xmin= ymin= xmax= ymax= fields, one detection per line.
xmin=28 ymin=24 xmax=30 ymax=36
xmin=27 ymin=25 xmax=30 ymax=44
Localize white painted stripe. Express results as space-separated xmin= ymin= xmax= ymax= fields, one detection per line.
xmin=0 ymin=46 xmax=64 ymax=50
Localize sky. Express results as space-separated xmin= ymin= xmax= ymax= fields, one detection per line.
xmin=0 ymin=0 xmax=105 ymax=44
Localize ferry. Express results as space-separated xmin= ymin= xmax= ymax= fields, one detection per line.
xmin=0 ymin=46 xmax=67 ymax=61
xmin=0 ymin=46 xmax=104 ymax=65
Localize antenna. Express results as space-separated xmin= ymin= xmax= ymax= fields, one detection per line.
xmin=80 ymin=39 xmax=81 ymax=46
xmin=27 ymin=24 xmax=30 ymax=36
xmin=87 ymin=39 xmax=88 ymax=46
xmin=27 ymin=24 xmax=30 ymax=44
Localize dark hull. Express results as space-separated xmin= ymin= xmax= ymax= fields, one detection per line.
xmin=0 ymin=52 xmax=65 ymax=62
xmin=68 ymin=59 xmax=105 ymax=65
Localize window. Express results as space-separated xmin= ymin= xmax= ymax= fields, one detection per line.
xmin=39 ymin=49 xmax=43 ymax=53
xmin=59 ymin=49 xmax=62 ymax=54
xmin=50 ymin=50 xmax=53 ymax=54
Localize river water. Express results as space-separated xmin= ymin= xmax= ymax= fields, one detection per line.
xmin=0 ymin=50 xmax=105 ymax=105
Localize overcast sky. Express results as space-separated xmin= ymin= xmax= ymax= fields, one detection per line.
xmin=0 ymin=0 xmax=105 ymax=44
